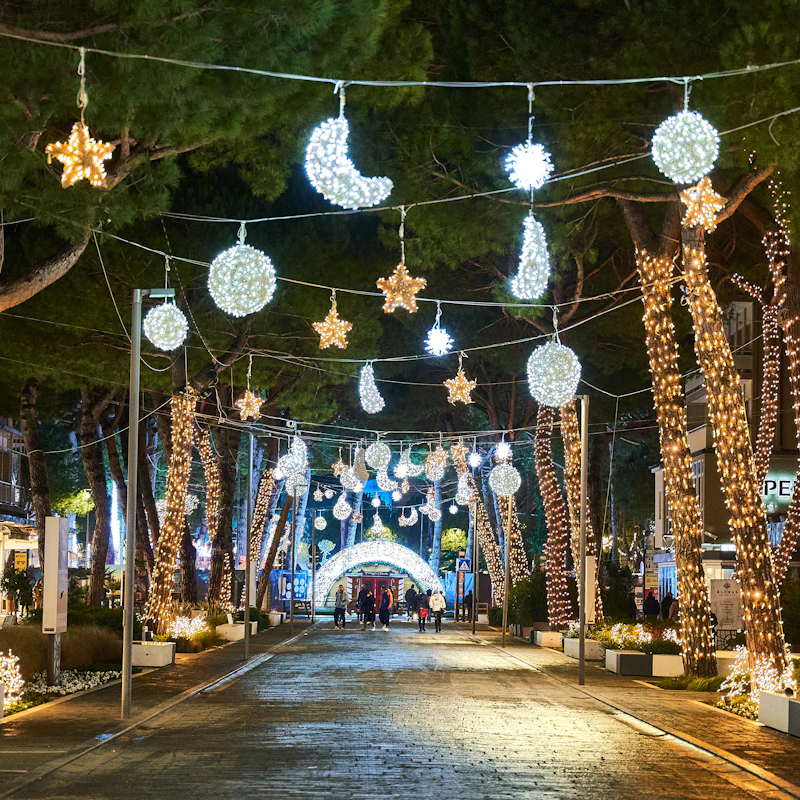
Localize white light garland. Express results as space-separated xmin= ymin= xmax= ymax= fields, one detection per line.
xmin=143 ymin=303 xmax=188 ymax=351
xmin=489 ymin=462 xmax=522 ymax=497
xmin=359 ymin=363 xmax=385 ymax=414
xmin=511 ymin=213 xmax=550 ymax=300
xmin=527 ymin=341 xmax=581 ymax=407
xmin=505 ymin=141 xmax=554 ymax=192
xmin=208 ymin=241 xmax=277 ymax=317
xmin=333 ymin=492 xmax=353 ymax=520
xmin=305 ymin=116 xmax=393 ymax=209
xmin=651 ymin=109 xmax=720 ymax=185
xmin=365 ymin=441 xmax=391 ymax=469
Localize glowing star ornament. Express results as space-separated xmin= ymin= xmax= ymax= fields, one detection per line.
xmin=143 ymin=303 xmax=188 ymax=352
xmin=314 ymin=515 xmax=328 ymax=531
xmin=208 ymin=225 xmax=277 ymax=317
xmin=511 ymin=213 xmax=550 ymax=300
xmin=680 ymin=177 xmax=726 ymax=232
xmin=46 ymin=121 xmax=115 ymax=188
xmin=651 ymin=109 xmax=720 ymax=185
xmin=505 ymin=141 xmax=554 ymax=192
xmin=376 ymin=263 xmax=427 ymax=313
xmin=313 ymin=487 xmax=324 ymax=502
xmin=366 ymin=441 xmax=391 ymax=469
xmin=445 ymin=356 xmax=477 ymax=405
xmin=489 ymin=462 xmax=522 ymax=497
xmin=359 ymin=363 xmax=385 ymax=414
xmin=312 ymin=293 xmax=352 ymax=349
xmin=352 ymin=510 xmax=363 ymax=524
xmin=527 ymin=341 xmax=581 ymax=407
xmin=332 ymin=456 xmax=347 ymax=478
xmin=235 ymin=389 xmax=262 ymax=421
xmin=333 ymin=493 xmax=353 ymax=520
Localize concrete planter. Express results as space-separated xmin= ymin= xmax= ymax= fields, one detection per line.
xmin=132 ymin=641 xmax=175 ymax=667
xmin=759 ymin=691 xmax=800 ymax=736
xmin=605 ymin=649 xmax=653 ymax=676
xmin=477 ymin=613 xmax=489 ymax=624
xmin=522 ymin=626 xmax=534 ymax=641
xmin=563 ymin=637 xmax=604 ymax=661
xmin=216 ymin=621 xmax=258 ymax=642
xmin=715 ymin=651 xmax=739 ymax=677
xmin=534 ymin=631 xmax=563 ymax=648
xmin=651 ymin=654 xmax=684 ymax=677
xmin=269 ymin=612 xmax=284 ymax=627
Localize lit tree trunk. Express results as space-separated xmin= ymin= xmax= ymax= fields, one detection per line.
xmin=636 ymin=247 xmax=717 ymax=676
xmin=19 ymin=378 xmax=50 ymax=570
xmin=534 ymin=405 xmax=573 ymax=627
xmin=144 ymin=391 xmax=197 ymax=634
xmin=249 ymin=469 xmax=277 ymax=569
xmin=561 ymin=400 xmax=604 ymax=624
xmin=211 ymin=418 xmax=241 ymax=610
xmin=497 ymin=495 xmax=531 ymax=585
xmin=682 ymin=223 xmax=786 ymax=673
xmin=345 ymin=490 xmax=363 ymax=548
xmin=429 ymin=480 xmax=443 ymax=573
xmin=257 ymin=494 xmax=293 ymax=611
xmin=180 ymin=523 xmax=198 ymax=603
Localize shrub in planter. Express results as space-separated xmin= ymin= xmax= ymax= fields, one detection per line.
xmin=488 ymin=606 xmax=503 ymax=627
xmin=645 ymin=638 xmax=681 ymax=655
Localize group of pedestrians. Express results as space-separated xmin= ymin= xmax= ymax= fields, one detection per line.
xmin=404 ymin=585 xmax=447 ymax=632
xmin=332 ymin=583 xmax=448 ymax=632
xmin=642 ymin=589 xmax=680 ymax=621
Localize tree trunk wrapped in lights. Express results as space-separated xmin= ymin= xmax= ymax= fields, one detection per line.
xmin=256 ymin=493 xmax=292 ymax=611
xmin=496 ymin=491 xmax=531 ymax=585
xmin=198 ymin=430 xmax=223 ymax=601
xmin=249 ymin=469 xmax=277 ymax=567
xmin=534 ymin=405 xmax=573 ymax=628
xmin=145 ymin=390 xmax=197 ymax=634
xmin=682 ymin=224 xmax=787 ymax=674
xmin=560 ymin=400 xmax=604 ymax=624
xmin=636 ymin=249 xmax=717 ymax=677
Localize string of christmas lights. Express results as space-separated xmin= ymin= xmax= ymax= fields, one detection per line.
xmin=496 ymin=492 xmax=531 ymax=585
xmin=636 ymin=248 xmax=716 ymax=676
xmin=534 ymin=405 xmax=573 ymax=628
xmin=249 ymin=469 xmax=277 ymax=565
xmin=145 ymin=390 xmax=197 ymax=634
xmin=682 ymin=223 xmax=787 ymax=674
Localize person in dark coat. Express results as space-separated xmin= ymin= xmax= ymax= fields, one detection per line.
xmin=357 ymin=584 xmax=369 ymax=623
xmin=405 ymin=586 xmax=418 ymax=619
xmin=627 ymin=592 xmax=638 ymax=620
xmin=361 ymin=591 xmax=376 ymax=631
xmin=660 ymin=592 xmax=673 ymax=621
xmin=463 ymin=590 xmax=473 ymax=622
xmin=417 ymin=588 xmax=430 ymax=632
xmin=643 ymin=590 xmax=659 ymax=619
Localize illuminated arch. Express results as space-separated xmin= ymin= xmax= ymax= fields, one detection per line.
xmin=313 ymin=541 xmax=444 ymax=605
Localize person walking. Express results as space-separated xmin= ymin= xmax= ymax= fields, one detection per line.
xmin=463 ymin=590 xmax=473 ymax=622
xmin=378 ymin=585 xmax=393 ymax=631
xmin=430 ymin=589 xmax=446 ymax=632
xmin=357 ymin=584 xmax=369 ymax=623
xmin=643 ymin=590 xmax=659 ymax=620
xmin=362 ymin=590 xmax=376 ymax=631
xmin=417 ymin=588 xmax=430 ymax=632
xmin=669 ymin=596 xmax=679 ymax=622
xmin=333 ymin=584 xmax=349 ymax=629
xmin=660 ymin=591 xmax=673 ymax=621
xmin=405 ymin=585 xmax=418 ymax=619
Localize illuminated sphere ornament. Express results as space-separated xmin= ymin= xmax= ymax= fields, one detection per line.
xmin=324 ymin=488 xmax=335 ymax=500
xmin=511 ymin=214 xmax=550 ymax=300
xmin=527 ymin=341 xmax=581 ymax=408
xmin=143 ymin=303 xmax=188 ymax=351
xmin=468 ymin=451 xmax=483 ymax=469
xmin=305 ymin=116 xmax=393 ymax=209
xmin=45 ymin=121 xmax=115 ymax=188
xmin=278 ymin=453 xmax=303 ymax=477
xmin=651 ymin=110 xmax=720 ymax=185
xmin=359 ymin=363 xmax=385 ymax=414
xmin=314 ymin=515 xmax=328 ymax=531
xmin=392 ymin=490 xmax=402 ymax=502
xmin=504 ymin=141 xmax=554 ymax=192
xmin=429 ymin=507 xmax=442 ymax=523
xmin=286 ymin=473 xmax=309 ymax=497
xmin=449 ymin=503 xmax=458 ymax=515
xmin=340 ymin=467 xmax=362 ymax=493
xmin=208 ymin=243 xmax=276 ymax=317
xmin=333 ymin=493 xmax=353 ymax=520
xmin=366 ymin=441 xmax=391 ymax=469
xmin=489 ymin=463 xmax=522 ymax=497
xmin=496 ymin=441 xmax=512 ymax=461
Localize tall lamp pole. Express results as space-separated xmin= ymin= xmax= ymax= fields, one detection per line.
xmin=471 ymin=501 xmax=478 ymax=635
xmin=244 ymin=430 xmax=254 ymax=660
xmin=578 ymin=394 xmax=589 ymax=686
xmin=122 ymin=287 xmax=174 ymax=721
xmin=501 ymin=494 xmax=512 ymax=648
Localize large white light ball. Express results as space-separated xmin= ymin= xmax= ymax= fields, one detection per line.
xmin=365 ymin=441 xmax=391 ymax=469
xmin=489 ymin=463 xmax=521 ymax=497
xmin=527 ymin=341 xmax=581 ymax=408
xmin=278 ymin=453 xmax=304 ymax=477
xmin=143 ymin=303 xmax=188 ymax=351
xmin=340 ymin=467 xmax=363 ymax=493
xmin=208 ymin=243 xmax=277 ymax=317
xmin=651 ymin=110 xmax=719 ymax=185
xmin=371 ymin=497 xmax=381 ymax=509
xmin=505 ymin=141 xmax=554 ymax=192
xmin=285 ymin=474 xmax=309 ymax=497
xmin=324 ymin=488 xmax=334 ymax=500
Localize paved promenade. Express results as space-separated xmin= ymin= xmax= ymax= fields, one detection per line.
xmin=2 ymin=620 xmax=800 ymax=799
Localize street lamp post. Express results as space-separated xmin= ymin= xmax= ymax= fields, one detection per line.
xmin=578 ymin=394 xmax=589 ymax=686
xmin=244 ymin=430 xmax=254 ymax=660
xmin=501 ymin=494 xmax=512 ymax=648
xmin=122 ymin=287 xmax=174 ymax=721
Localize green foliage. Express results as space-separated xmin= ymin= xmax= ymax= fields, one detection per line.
xmin=507 ymin=558 xmax=548 ymax=625
xmin=657 ymin=675 xmax=725 ymax=691
xmin=488 ymin=605 xmax=503 ymax=627
xmin=1 ymin=559 xmax=33 ymax=608
xmin=52 ymin=489 xmax=94 ymax=517
xmin=441 ymin=528 xmax=467 ymax=552
xmin=601 ymin=561 xmax=634 ymax=621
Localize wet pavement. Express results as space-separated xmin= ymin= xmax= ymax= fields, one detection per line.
xmin=2 ymin=620 xmax=800 ymax=799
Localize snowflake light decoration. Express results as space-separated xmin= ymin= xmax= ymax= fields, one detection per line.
xmin=371 ymin=496 xmax=381 ymax=508
xmin=527 ymin=341 xmax=581 ymax=408
xmin=392 ymin=490 xmax=402 ymax=502
xmin=468 ymin=451 xmax=483 ymax=469
xmin=376 ymin=263 xmax=427 ymax=313
xmin=496 ymin=441 xmax=512 ymax=461
xmin=504 ymin=141 xmax=554 ymax=192
xmin=46 ymin=121 xmax=115 ymax=188
xmin=359 ymin=363 xmax=385 ymax=414
xmin=312 ymin=294 xmax=353 ymax=349
xmin=425 ymin=302 xmax=454 ymax=356
xmin=313 ymin=487 xmax=324 ymax=502
xmin=651 ymin=109 xmax=720 ymax=185
xmin=143 ymin=303 xmax=188 ymax=352
xmin=511 ymin=214 xmax=550 ymax=300
xmin=449 ymin=503 xmax=459 ymax=515
xmin=489 ymin=462 xmax=522 ymax=497
xmin=235 ymin=389 xmax=261 ymax=421
xmin=680 ymin=177 xmax=727 ymax=232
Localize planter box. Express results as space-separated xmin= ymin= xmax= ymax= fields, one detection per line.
xmin=651 ymin=654 xmax=684 ymax=677
xmin=715 ymin=650 xmax=739 ymax=677
xmin=132 ymin=641 xmax=175 ymax=667
xmin=563 ymin=637 xmax=604 ymax=661
xmin=605 ymin=649 xmax=653 ymax=676
xmin=759 ymin=691 xmax=800 ymax=736
xmin=269 ymin=612 xmax=284 ymax=627
xmin=477 ymin=613 xmax=489 ymax=624
xmin=522 ymin=626 xmax=534 ymax=641
xmin=534 ymin=631 xmax=563 ymax=648
xmin=216 ymin=622 xmax=258 ymax=642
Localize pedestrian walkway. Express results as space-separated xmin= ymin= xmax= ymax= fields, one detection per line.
xmin=2 ymin=619 xmax=800 ymax=799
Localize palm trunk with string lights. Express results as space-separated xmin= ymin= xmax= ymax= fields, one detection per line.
xmin=636 ymin=248 xmax=716 ymax=676
xmin=682 ymin=223 xmax=787 ymax=674
xmin=534 ymin=405 xmax=573 ymax=627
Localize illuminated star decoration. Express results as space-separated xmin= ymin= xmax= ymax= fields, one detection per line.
xmin=235 ymin=389 xmax=262 ymax=421
xmin=444 ymin=355 xmax=477 ymax=405
xmin=312 ymin=293 xmax=353 ymax=349
xmin=45 ymin=121 xmax=115 ymax=188
xmin=376 ymin=263 xmax=427 ymax=313
xmin=680 ymin=177 xmax=727 ymax=233
xmin=332 ymin=456 xmax=347 ymax=477
xmin=450 ymin=440 xmax=469 ymax=462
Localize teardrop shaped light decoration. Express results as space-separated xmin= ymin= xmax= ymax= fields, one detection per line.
xmin=143 ymin=303 xmax=188 ymax=351
xmin=359 ymin=363 xmax=385 ymax=414
xmin=333 ymin=492 xmax=353 ymax=520
xmin=526 ymin=341 xmax=581 ymax=408
xmin=510 ymin=213 xmax=550 ymax=300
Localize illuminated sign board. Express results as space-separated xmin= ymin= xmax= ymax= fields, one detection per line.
xmin=763 ymin=473 xmax=796 ymax=513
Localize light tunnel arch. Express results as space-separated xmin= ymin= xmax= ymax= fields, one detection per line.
xmin=313 ymin=541 xmax=444 ymax=605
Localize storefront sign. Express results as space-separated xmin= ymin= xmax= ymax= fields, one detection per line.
xmin=763 ymin=473 xmax=797 ymax=513
xmin=710 ymin=578 xmax=743 ymax=629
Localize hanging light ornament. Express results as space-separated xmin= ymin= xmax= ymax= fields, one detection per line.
xmin=324 ymin=488 xmax=335 ymax=500
xmin=313 ymin=486 xmax=324 ymax=502
xmin=445 ymin=352 xmax=477 ymax=405
xmin=331 ymin=453 xmax=347 ymax=477
xmin=312 ymin=290 xmax=353 ymax=349
xmin=371 ymin=512 xmax=385 ymax=535
xmin=496 ymin=440 xmax=512 ymax=461
xmin=407 ymin=506 xmax=419 ymax=526
xmin=371 ymin=496 xmax=381 ymax=509
xmin=456 ymin=473 xmax=473 ymax=505
xmin=449 ymin=503 xmax=459 ymax=515
xmin=304 ymin=85 xmax=393 ymax=210
xmin=489 ymin=462 xmax=522 ymax=497
xmin=365 ymin=440 xmax=391 ymax=469
xmin=425 ymin=445 xmax=448 ymax=482
xmin=392 ymin=490 xmax=403 ymax=502
xmin=527 ymin=340 xmax=581 ymax=408
xmin=143 ymin=302 xmax=188 ymax=352
xmin=277 ymin=452 xmax=303 ymax=477
xmin=680 ymin=177 xmax=726 ymax=232
xmin=425 ymin=301 xmax=454 ymax=356
xmin=401 ymin=478 xmax=410 ymax=495
xmin=352 ymin=510 xmax=364 ymax=524
xmin=285 ymin=473 xmax=309 ymax=498
xmin=505 ymin=141 xmax=554 ymax=192
xmin=359 ymin=362 xmax=386 ymax=414
xmin=333 ymin=492 xmax=353 ymax=520
xmin=354 ymin=446 xmax=369 ymax=482
xmin=398 ymin=509 xmax=410 ymax=527
xmin=429 ymin=507 xmax=442 ymax=522
xmin=340 ymin=467 xmax=362 ymax=493
xmin=376 ymin=206 xmax=427 ymax=313
xmin=376 ymin=467 xmax=398 ymax=492
xmin=511 ymin=213 xmax=551 ymax=300
xmin=290 ymin=434 xmax=308 ymax=464
xmin=395 ymin=447 xmax=424 ymax=478
xmin=314 ymin=515 xmax=328 ymax=531
xmin=468 ymin=450 xmax=483 ymax=469
xmin=236 ymin=390 xmax=262 ymax=422
xmin=208 ymin=222 xmax=277 ymax=317
xmin=651 ymin=86 xmax=719 ymax=185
